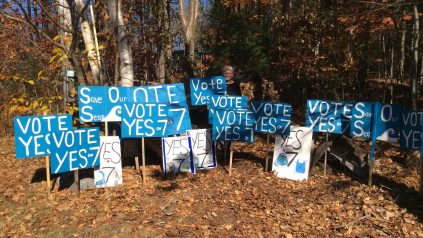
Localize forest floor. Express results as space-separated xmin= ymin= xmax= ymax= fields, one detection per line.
xmin=1 ymin=135 xmax=423 ymax=237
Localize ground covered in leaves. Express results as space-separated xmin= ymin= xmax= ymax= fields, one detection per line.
xmin=1 ymin=136 xmax=423 ymax=237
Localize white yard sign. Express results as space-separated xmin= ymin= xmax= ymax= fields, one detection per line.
xmin=187 ymin=129 xmax=217 ymax=169
xmin=94 ymin=136 xmax=123 ymax=187
xmin=162 ymin=136 xmax=195 ymax=174
xmin=272 ymin=126 xmax=313 ymax=181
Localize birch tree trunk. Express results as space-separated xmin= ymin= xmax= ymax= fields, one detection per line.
xmin=75 ymin=0 xmax=100 ymax=85
xmin=411 ymin=4 xmax=419 ymax=111
xmin=107 ymin=0 xmax=134 ymax=87
xmin=178 ymin=0 xmax=199 ymax=68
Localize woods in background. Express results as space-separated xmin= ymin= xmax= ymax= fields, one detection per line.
xmin=0 ymin=0 xmax=422 ymax=131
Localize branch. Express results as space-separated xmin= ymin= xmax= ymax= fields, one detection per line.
xmin=33 ymin=0 xmax=76 ymax=34
xmin=178 ymin=0 xmax=188 ymax=31
xmin=0 ymin=10 xmax=70 ymax=54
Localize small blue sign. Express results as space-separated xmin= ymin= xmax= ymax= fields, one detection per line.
xmin=251 ymin=101 xmax=292 ymax=135
xmin=306 ymin=99 xmax=351 ymax=134
xmin=190 ymin=76 xmax=226 ymax=106
xmin=350 ymin=102 xmax=373 ymax=139
xmin=400 ymin=111 xmax=423 ymax=149
xmin=50 ymin=127 xmax=100 ymax=174
xmin=208 ymin=95 xmax=249 ymax=124
xmin=13 ymin=114 xmax=72 ymax=159
xmin=121 ymin=102 xmax=169 ymax=138
xmin=212 ymin=109 xmax=255 ymax=142
xmin=373 ymin=103 xmax=401 ymax=142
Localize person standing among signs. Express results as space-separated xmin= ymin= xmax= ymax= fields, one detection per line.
xmin=222 ymin=65 xmax=242 ymax=163
xmin=223 ymin=65 xmax=242 ymax=96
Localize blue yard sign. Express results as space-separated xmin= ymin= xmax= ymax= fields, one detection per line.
xmin=128 ymin=83 xmax=191 ymax=135
xmin=121 ymin=102 xmax=169 ymax=138
xmin=350 ymin=102 xmax=373 ymax=139
xmin=251 ymin=101 xmax=292 ymax=135
xmin=212 ymin=109 xmax=255 ymax=142
xmin=13 ymin=114 xmax=72 ymax=159
xmin=78 ymin=86 xmax=129 ymax=122
xmin=400 ymin=111 xmax=423 ymax=149
xmin=190 ymin=76 xmax=226 ymax=106
xmin=306 ymin=100 xmax=352 ymax=134
xmin=373 ymin=103 xmax=401 ymax=142
xmin=208 ymin=95 xmax=249 ymax=124
xmin=50 ymin=127 xmax=100 ymax=174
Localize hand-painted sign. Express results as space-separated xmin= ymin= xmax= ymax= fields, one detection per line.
xmin=78 ymin=86 xmax=129 ymax=122
xmin=212 ymin=109 xmax=255 ymax=142
xmin=187 ymin=129 xmax=216 ymax=169
xmin=208 ymin=95 xmax=248 ymax=124
xmin=121 ymin=102 xmax=169 ymax=138
xmin=373 ymin=103 xmax=401 ymax=142
xmin=350 ymin=102 xmax=373 ymax=139
xmin=190 ymin=76 xmax=226 ymax=106
xmin=50 ymin=127 xmax=100 ymax=174
xmin=251 ymin=101 xmax=292 ymax=135
xmin=78 ymin=84 xmax=191 ymax=135
xmin=13 ymin=114 xmax=72 ymax=159
xmin=94 ymin=136 xmax=122 ymax=187
xmin=400 ymin=111 xmax=423 ymax=149
xmin=162 ymin=136 xmax=195 ymax=174
xmin=272 ymin=126 xmax=313 ymax=181
xmin=129 ymin=83 xmax=192 ymax=135
xmin=306 ymin=100 xmax=352 ymax=134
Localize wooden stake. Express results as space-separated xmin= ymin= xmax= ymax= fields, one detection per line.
xmin=223 ymin=141 xmax=227 ymax=166
xmin=368 ymin=154 xmax=374 ymax=186
xmin=74 ymin=170 xmax=80 ymax=197
xmin=324 ymin=132 xmax=328 ymax=176
xmin=105 ymin=121 xmax=109 ymax=136
xmin=45 ymin=156 xmax=51 ymax=197
xmin=135 ymin=156 xmax=140 ymax=172
xmin=228 ymin=144 xmax=233 ymax=175
xmin=142 ymin=138 xmax=146 ymax=182
xmin=265 ymin=134 xmax=270 ymax=172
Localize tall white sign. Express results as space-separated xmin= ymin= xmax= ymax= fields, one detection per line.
xmin=272 ymin=126 xmax=313 ymax=181
xmin=94 ymin=136 xmax=123 ymax=187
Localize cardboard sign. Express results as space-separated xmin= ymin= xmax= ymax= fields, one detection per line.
xmin=272 ymin=126 xmax=313 ymax=181
xmin=350 ymin=102 xmax=373 ymax=139
xmin=306 ymin=100 xmax=352 ymax=134
xmin=129 ymin=83 xmax=191 ymax=135
xmin=13 ymin=114 xmax=72 ymax=159
xmin=121 ymin=102 xmax=169 ymax=138
xmin=78 ymin=86 xmax=129 ymax=122
xmin=212 ymin=109 xmax=255 ymax=142
xmin=50 ymin=127 xmax=100 ymax=174
xmin=208 ymin=95 xmax=248 ymax=124
xmin=400 ymin=111 xmax=423 ymax=149
xmin=187 ymin=129 xmax=216 ymax=169
xmin=94 ymin=136 xmax=123 ymax=187
xmin=373 ymin=103 xmax=401 ymax=142
xmin=162 ymin=136 xmax=195 ymax=174
xmin=251 ymin=101 xmax=292 ymax=135
xmin=190 ymin=76 xmax=226 ymax=106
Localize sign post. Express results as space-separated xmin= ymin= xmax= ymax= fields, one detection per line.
xmin=142 ymin=138 xmax=146 ymax=182
xmin=45 ymin=156 xmax=51 ymax=197
xmin=229 ymin=145 xmax=234 ymax=175
xmin=265 ymin=134 xmax=270 ymax=172
xmin=74 ymin=170 xmax=80 ymax=197
xmin=324 ymin=132 xmax=328 ymax=176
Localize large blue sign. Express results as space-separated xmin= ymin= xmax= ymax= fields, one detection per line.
xmin=305 ymin=100 xmax=352 ymax=134
xmin=212 ymin=109 xmax=255 ymax=142
xmin=79 ymin=84 xmax=191 ymax=135
xmin=251 ymin=101 xmax=292 ymax=135
xmin=78 ymin=86 xmax=129 ymax=122
xmin=121 ymin=102 xmax=169 ymax=138
xmin=350 ymin=102 xmax=373 ymax=139
xmin=13 ymin=114 xmax=72 ymax=159
xmin=190 ymin=76 xmax=226 ymax=106
xmin=50 ymin=127 xmax=100 ymax=174
xmin=208 ymin=95 xmax=249 ymax=124
xmin=373 ymin=103 xmax=401 ymax=142
xmin=400 ymin=111 xmax=423 ymax=149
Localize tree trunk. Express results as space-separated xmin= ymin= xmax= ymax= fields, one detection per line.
xmin=75 ymin=0 xmax=100 ymax=85
xmin=400 ymin=12 xmax=406 ymax=82
xmin=107 ymin=0 xmax=134 ymax=87
xmin=411 ymin=4 xmax=419 ymax=111
xmin=178 ymin=0 xmax=199 ymax=68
